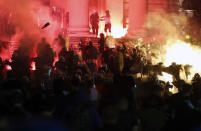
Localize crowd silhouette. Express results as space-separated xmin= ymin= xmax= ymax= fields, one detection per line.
xmin=0 ymin=33 xmax=201 ymax=131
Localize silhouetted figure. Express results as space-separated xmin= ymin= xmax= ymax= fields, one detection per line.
xmin=79 ymin=39 xmax=87 ymax=61
xmin=35 ymin=38 xmax=55 ymax=75
xmin=169 ymin=62 xmax=182 ymax=81
xmin=11 ymin=47 xmax=31 ymax=78
xmin=86 ymin=41 xmax=98 ymax=72
xmin=98 ymin=33 xmax=105 ymax=54
xmin=55 ymin=56 xmax=67 ymax=73
xmin=58 ymin=47 xmax=68 ymax=59
xmin=37 ymin=37 xmax=49 ymax=55
xmin=58 ymin=34 xmax=66 ymax=48
xmin=90 ymin=11 xmax=99 ymax=36
xmin=86 ymin=41 xmax=98 ymax=61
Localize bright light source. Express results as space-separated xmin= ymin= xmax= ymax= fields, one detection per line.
xmin=31 ymin=62 xmax=36 ymax=71
xmin=165 ymin=40 xmax=201 ymax=80
xmin=111 ymin=27 xmax=128 ymax=38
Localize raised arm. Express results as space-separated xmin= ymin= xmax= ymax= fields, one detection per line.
xmin=99 ymin=16 xmax=105 ymax=21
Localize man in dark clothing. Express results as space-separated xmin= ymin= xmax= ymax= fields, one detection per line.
xmin=98 ymin=33 xmax=105 ymax=54
xmin=98 ymin=33 xmax=105 ymax=65
xmin=35 ymin=41 xmax=55 ymax=74
xmin=58 ymin=34 xmax=66 ymax=48
xmin=86 ymin=41 xmax=98 ymax=61
xmin=85 ymin=41 xmax=98 ymax=72
xmin=37 ymin=38 xmax=49 ymax=56
xmin=55 ymin=56 xmax=67 ymax=73
xmin=90 ymin=11 xmax=99 ymax=36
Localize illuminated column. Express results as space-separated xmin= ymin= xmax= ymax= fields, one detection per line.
xmin=128 ymin=0 xmax=147 ymax=34
xmin=69 ymin=0 xmax=90 ymax=36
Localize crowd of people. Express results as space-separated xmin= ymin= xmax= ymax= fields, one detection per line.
xmin=0 ymin=33 xmax=201 ymax=131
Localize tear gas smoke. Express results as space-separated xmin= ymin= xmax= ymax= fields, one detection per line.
xmin=0 ymin=0 xmax=62 ymax=60
xmin=144 ymin=11 xmax=201 ymax=82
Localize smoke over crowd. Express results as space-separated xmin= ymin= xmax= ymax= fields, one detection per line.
xmin=0 ymin=1 xmax=201 ymax=130
xmin=0 ymin=0 xmax=63 ymax=60
xmin=145 ymin=11 xmax=188 ymax=41
xmin=139 ymin=10 xmax=201 ymax=82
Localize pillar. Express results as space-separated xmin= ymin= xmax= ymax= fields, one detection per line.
xmin=68 ymin=0 xmax=90 ymax=36
xmin=128 ymin=0 xmax=147 ymax=34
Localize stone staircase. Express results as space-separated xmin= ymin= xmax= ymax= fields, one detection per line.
xmin=69 ymin=36 xmax=99 ymax=51
xmin=7 ymin=37 xmax=100 ymax=58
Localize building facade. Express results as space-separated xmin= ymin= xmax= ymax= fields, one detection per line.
xmin=48 ymin=0 xmax=181 ymax=37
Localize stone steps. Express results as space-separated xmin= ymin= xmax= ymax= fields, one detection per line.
xmin=69 ymin=37 xmax=99 ymax=51
xmin=8 ymin=37 xmax=100 ymax=56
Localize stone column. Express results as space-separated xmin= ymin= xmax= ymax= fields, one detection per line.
xmin=128 ymin=0 xmax=147 ymax=35
xmin=68 ymin=0 xmax=90 ymax=37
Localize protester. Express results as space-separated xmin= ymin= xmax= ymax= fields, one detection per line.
xmin=0 ymin=34 xmax=200 ymax=131
xmin=90 ymin=10 xmax=99 ymax=36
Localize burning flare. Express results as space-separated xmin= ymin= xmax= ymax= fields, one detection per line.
xmin=111 ymin=27 xmax=128 ymax=38
xmin=158 ymin=72 xmax=178 ymax=94
xmin=158 ymin=72 xmax=173 ymax=83
xmin=164 ymin=40 xmax=201 ymax=80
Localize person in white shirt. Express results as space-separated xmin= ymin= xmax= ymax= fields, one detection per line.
xmin=100 ymin=10 xmax=112 ymax=35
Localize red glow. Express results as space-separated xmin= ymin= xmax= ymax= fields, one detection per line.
xmin=31 ymin=61 xmax=36 ymax=71
xmin=0 ymin=0 xmax=66 ymax=66
xmin=6 ymin=65 xmax=12 ymax=71
xmin=148 ymin=0 xmax=168 ymax=12
xmin=0 ymin=0 xmax=170 ymax=70
xmin=128 ymin=0 xmax=147 ymax=33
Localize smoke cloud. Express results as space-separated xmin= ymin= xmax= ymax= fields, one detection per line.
xmin=0 ymin=0 xmax=61 ymax=60
xmin=145 ymin=11 xmax=188 ymax=42
xmin=142 ymin=11 xmax=189 ymax=65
